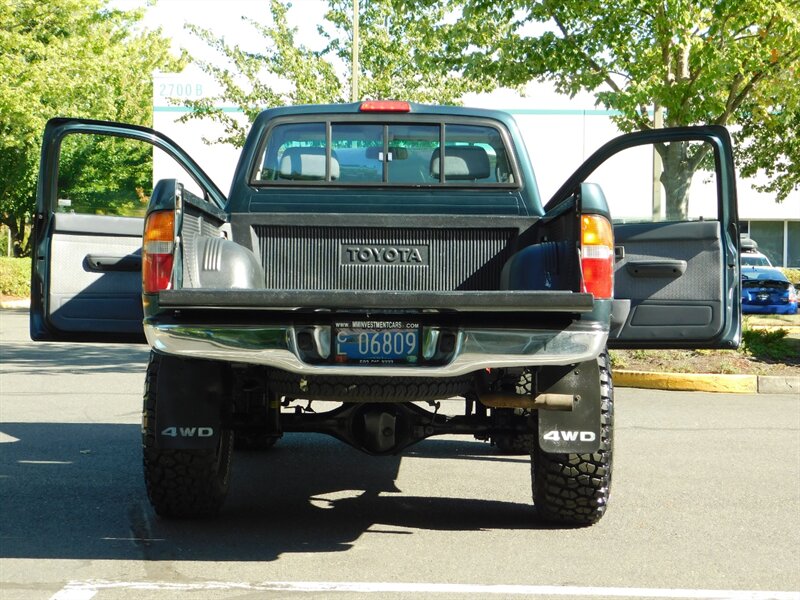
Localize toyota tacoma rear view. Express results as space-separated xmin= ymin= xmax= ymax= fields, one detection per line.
xmin=31 ymin=101 xmax=741 ymax=525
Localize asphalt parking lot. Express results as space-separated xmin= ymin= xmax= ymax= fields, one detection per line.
xmin=1 ymin=309 xmax=798 ymax=600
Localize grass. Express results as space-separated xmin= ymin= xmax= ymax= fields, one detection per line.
xmin=610 ymin=315 xmax=799 ymax=376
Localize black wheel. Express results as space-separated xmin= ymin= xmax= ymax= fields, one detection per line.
xmin=142 ymin=352 xmax=233 ymax=518
xmin=490 ymin=406 xmax=534 ymax=456
xmin=531 ymin=351 xmax=614 ymax=526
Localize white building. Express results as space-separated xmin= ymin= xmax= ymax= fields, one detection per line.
xmin=153 ymin=71 xmax=799 ymax=267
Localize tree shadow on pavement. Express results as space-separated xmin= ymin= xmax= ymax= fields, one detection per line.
xmin=0 ymin=422 xmax=548 ymax=563
xmin=0 ymin=342 xmax=150 ymax=376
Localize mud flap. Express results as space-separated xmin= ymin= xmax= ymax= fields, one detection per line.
xmin=537 ymin=359 xmax=601 ymax=454
xmin=154 ymin=354 xmax=226 ymax=450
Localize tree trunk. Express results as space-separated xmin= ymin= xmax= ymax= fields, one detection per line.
xmin=2 ymin=216 xmax=28 ymax=258
xmin=660 ymin=141 xmax=694 ymax=221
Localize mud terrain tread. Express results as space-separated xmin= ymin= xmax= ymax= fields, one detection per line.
xmin=142 ymin=352 xmax=233 ymax=517
xmin=490 ymin=372 xmax=536 ymax=455
xmin=531 ymin=351 xmax=613 ymax=526
xmin=268 ymin=369 xmax=474 ymax=402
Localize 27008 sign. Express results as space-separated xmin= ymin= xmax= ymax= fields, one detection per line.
xmin=335 ymin=321 xmax=419 ymax=364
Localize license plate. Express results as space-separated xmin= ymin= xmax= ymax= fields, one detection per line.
xmin=334 ymin=320 xmax=420 ymax=364
xmin=757 ymin=293 xmax=770 ymax=301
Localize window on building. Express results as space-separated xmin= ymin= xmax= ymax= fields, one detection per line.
xmin=787 ymin=221 xmax=800 ymax=268
xmin=749 ymin=221 xmax=784 ymax=267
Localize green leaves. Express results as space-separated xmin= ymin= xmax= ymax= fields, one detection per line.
xmin=0 ymin=0 xmax=182 ymax=255
xmin=179 ymin=0 xmax=344 ymax=148
xmin=179 ymin=0 xmax=497 ymax=147
xmin=417 ymin=0 xmax=799 ymax=205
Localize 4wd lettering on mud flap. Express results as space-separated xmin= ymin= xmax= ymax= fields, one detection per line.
xmin=543 ymin=430 xmax=597 ymax=442
xmin=160 ymin=426 xmax=215 ymax=438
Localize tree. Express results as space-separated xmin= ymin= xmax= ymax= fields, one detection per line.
xmin=177 ymin=0 xmax=495 ymax=148
xmin=179 ymin=0 xmax=343 ymax=148
xmin=420 ymin=0 xmax=800 ymax=217
xmin=0 ymin=0 xmax=184 ymax=256
xmin=322 ymin=0 xmax=487 ymax=105
xmin=736 ymin=64 xmax=799 ymax=199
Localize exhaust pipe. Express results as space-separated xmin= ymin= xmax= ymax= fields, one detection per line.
xmin=480 ymin=392 xmax=574 ymax=411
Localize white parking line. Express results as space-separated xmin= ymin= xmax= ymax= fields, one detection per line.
xmin=49 ymin=588 xmax=97 ymax=600
xmin=49 ymin=580 xmax=800 ymax=599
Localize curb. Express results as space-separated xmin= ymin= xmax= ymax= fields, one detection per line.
xmin=0 ymin=298 xmax=29 ymax=310
xmin=615 ymin=370 xmax=799 ymax=395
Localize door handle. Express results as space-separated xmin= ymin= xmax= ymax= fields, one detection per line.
xmin=85 ymin=254 xmax=142 ymax=272
xmin=625 ymin=260 xmax=687 ymax=278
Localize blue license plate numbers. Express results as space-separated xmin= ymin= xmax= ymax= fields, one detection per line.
xmin=334 ymin=321 xmax=420 ymax=364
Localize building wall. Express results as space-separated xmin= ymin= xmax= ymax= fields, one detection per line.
xmin=153 ymin=73 xmax=800 ymax=266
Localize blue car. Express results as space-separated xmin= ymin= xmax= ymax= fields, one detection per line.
xmin=741 ymin=267 xmax=798 ymax=314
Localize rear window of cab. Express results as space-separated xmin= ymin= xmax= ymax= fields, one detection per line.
xmin=251 ymin=120 xmax=518 ymax=187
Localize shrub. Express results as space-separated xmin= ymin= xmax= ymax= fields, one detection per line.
xmin=741 ymin=327 xmax=796 ymax=362
xmin=608 ymin=350 xmax=627 ymax=369
xmin=781 ymin=268 xmax=800 ymax=285
xmin=0 ymin=257 xmax=31 ymax=298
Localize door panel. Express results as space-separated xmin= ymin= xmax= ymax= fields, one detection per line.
xmin=548 ymin=126 xmax=740 ymax=349
xmin=47 ymin=213 xmax=143 ymax=335
xmin=610 ymin=221 xmax=725 ymax=344
xmin=31 ymin=118 xmax=224 ymax=342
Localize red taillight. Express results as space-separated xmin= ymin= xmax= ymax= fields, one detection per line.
xmin=580 ymin=214 xmax=614 ymax=299
xmin=143 ymin=210 xmax=175 ymax=293
xmin=359 ymin=100 xmax=411 ymax=112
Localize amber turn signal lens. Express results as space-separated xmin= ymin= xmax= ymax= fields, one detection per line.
xmin=142 ymin=210 xmax=175 ymax=293
xmin=580 ymin=214 xmax=614 ymax=299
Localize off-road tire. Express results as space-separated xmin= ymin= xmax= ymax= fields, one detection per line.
xmin=490 ymin=376 xmax=538 ymax=455
xmin=531 ymin=351 xmax=613 ymax=526
xmin=267 ymin=369 xmax=474 ymax=402
xmin=142 ymin=352 xmax=233 ymax=518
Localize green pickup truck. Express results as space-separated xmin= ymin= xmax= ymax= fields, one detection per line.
xmin=31 ymin=101 xmax=741 ymax=525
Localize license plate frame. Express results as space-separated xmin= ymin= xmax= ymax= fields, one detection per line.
xmin=333 ymin=320 xmax=421 ymax=364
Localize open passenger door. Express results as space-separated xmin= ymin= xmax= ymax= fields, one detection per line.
xmin=30 ymin=118 xmax=225 ymax=342
xmin=546 ymin=126 xmax=740 ymax=349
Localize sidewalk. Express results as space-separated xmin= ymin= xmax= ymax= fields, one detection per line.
xmin=3 ymin=297 xmax=797 ymax=394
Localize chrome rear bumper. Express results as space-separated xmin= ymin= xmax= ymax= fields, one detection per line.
xmin=145 ymin=322 xmax=608 ymax=377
